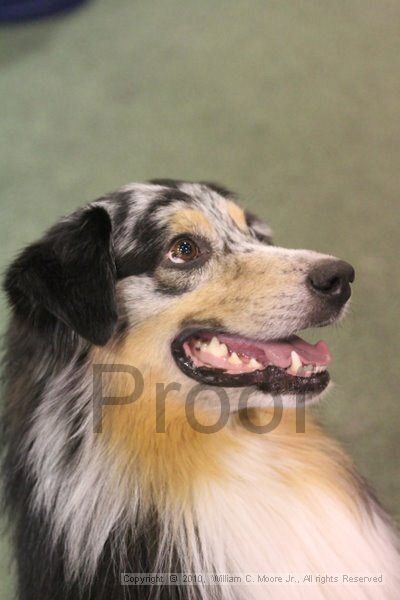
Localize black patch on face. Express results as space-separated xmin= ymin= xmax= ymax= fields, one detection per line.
xmin=116 ymin=188 xmax=193 ymax=279
xmin=116 ymin=219 xmax=168 ymax=278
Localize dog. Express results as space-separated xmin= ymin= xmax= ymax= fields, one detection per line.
xmin=2 ymin=180 xmax=399 ymax=599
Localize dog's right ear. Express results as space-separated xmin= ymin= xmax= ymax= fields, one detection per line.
xmin=4 ymin=206 xmax=118 ymax=346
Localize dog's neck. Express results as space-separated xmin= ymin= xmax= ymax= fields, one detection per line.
xmin=19 ymin=332 xmax=398 ymax=598
xmin=22 ymin=341 xmax=399 ymax=598
xmin=95 ymin=396 xmax=400 ymax=598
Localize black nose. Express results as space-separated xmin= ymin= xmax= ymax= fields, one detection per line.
xmin=307 ymin=260 xmax=355 ymax=304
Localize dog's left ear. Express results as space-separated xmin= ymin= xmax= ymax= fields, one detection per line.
xmin=4 ymin=206 xmax=117 ymax=346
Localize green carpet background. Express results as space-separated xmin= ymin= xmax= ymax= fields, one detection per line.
xmin=1 ymin=1 xmax=399 ymax=597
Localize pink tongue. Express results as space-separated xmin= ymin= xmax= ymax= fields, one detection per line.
xmin=259 ymin=337 xmax=331 ymax=368
xmin=218 ymin=334 xmax=331 ymax=368
xmin=291 ymin=337 xmax=331 ymax=366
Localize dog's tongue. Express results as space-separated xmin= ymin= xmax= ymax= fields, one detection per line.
xmin=260 ymin=337 xmax=331 ymax=368
xmin=218 ymin=334 xmax=331 ymax=368
xmin=290 ymin=337 xmax=331 ymax=366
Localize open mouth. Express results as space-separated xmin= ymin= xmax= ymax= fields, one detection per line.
xmin=171 ymin=329 xmax=331 ymax=395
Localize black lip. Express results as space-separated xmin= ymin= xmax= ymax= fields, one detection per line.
xmin=171 ymin=328 xmax=330 ymax=396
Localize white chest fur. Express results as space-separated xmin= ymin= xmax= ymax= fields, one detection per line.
xmin=185 ymin=429 xmax=400 ymax=600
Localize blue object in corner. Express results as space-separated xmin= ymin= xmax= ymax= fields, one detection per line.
xmin=0 ymin=0 xmax=87 ymax=22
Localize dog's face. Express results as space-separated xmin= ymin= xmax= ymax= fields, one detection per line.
xmin=5 ymin=180 xmax=354 ymax=408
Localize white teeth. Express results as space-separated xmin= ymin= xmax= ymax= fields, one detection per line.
xmin=288 ymin=350 xmax=302 ymax=375
xmin=286 ymin=357 xmax=328 ymax=377
xmin=198 ymin=336 xmax=228 ymax=357
xmin=194 ymin=337 xmax=327 ymax=375
xmin=219 ymin=344 xmax=229 ymax=357
xmin=207 ymin=336 xmax=228 ymax=357
xmin=208 ymin=336 xmax=220 ymax=352
xmin=228 ymin=352 xmax=242 ymax=365
xmin=248 ymin=358 xmax=262 ymax=370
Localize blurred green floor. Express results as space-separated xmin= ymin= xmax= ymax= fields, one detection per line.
xmin=1 ymin=1 xmax=399 ymax=597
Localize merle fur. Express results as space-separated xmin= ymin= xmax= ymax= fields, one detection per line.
xmin=1 ymin=195 xmax=207 ymax=600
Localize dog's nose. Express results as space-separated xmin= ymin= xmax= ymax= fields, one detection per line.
xmin=307 ymin=260 xmax=355 ymax=304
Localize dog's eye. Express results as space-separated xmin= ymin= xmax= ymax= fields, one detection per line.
xmin=168 ymin=238 xmax=200 ymax=263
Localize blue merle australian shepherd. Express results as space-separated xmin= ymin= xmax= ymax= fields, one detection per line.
xmin=2 ymin=180 xmax=399 ymax=599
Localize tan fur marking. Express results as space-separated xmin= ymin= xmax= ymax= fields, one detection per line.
xmin=92 ymin=325 xmax=361 ymax=518
xmin=169 ymin=208 xmax=215 ymax=236
xmin=92 ymin=333 xmax=238 ymax=506
xmin=226 ymin=200 xmax=248 ymax=230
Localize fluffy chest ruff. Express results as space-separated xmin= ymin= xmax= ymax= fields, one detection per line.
xmin=26 ymin=380 xmax=400 ymax=600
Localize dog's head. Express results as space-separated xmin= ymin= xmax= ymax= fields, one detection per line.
xmin=5 ymin=180 xmax=354 ymax=407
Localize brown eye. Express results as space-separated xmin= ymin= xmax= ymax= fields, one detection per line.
xmin=168 ymin=238 xmax=200 ymax=264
